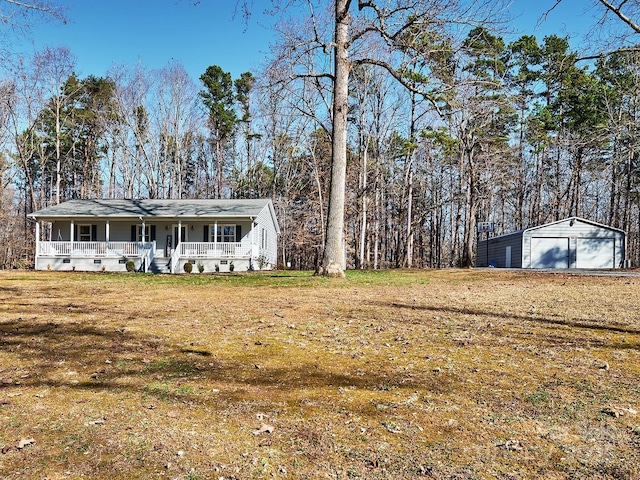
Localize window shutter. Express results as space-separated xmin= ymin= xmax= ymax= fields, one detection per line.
xmin=204 ymin=225 xmax=209 ymax=242
xmin=131 ymin=225 xmax=136 ymax=242
xmin=91 ymin=225 xmax=97 ymax=241
xmin=74 ymin=225 xmax=78 ymax=241
xmin=150 ymin=225 xmax=156 ymax=242
xmin=236 ymin=225 xmax=242 ymax=242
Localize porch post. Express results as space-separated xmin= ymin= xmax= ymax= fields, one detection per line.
xmin=250 ymin=220 xmax=256 ymax=270
xmin=105 ymin=220 xmax=110 ymax=243
xmin=141 ymin=220 xmax=146 ymax=243
xmin=70 ymin=220 xmax=74 ymax=244
xmin=214 ymin=220 xmax=218 ymax=252
xmin=35 ymin=220 xmax=40 ymax=265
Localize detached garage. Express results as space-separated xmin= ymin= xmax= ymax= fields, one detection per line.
xmin=477 ymin=217 xmax=626 ymax=269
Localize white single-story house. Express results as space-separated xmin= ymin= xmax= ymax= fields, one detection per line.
xmin=476 ymin=217 xmax=626 ymax=269
xmin=28 ymin=198 xmax=280 ymax=273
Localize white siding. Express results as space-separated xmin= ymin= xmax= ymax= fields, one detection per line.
xmin=254 ymin=203 xmax=279 ymax=268
xmin=523 ymin=218 xmax=625 ymax=269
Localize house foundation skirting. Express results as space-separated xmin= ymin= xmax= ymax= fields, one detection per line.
xmin=36 ymin=256 xmax=268 ymax=273
xmin=35 ymin=256 xmax=141 ymax=272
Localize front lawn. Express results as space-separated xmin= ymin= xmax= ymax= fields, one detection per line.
xmin=1 ymin=269 xmax=638 ymax=479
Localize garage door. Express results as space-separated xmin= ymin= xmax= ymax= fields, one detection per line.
xmin=576 ymin=238 xmax=614 ymax=269
xmin=531 ymin=237 xmax=569 ymax=268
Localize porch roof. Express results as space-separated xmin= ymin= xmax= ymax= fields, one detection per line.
xmin=29 ymin=199 xmax=274 ymax=221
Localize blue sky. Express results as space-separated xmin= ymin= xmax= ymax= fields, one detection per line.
xmin=16 ymin=0 xmax=600 ymax=82
xmin=21 ymin=0 xmax=279 ymax=80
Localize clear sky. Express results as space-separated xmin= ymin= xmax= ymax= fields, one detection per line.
xmin=14 ymin=0 xmax=604 ymax=82
xmin=19 ymin=0 xmax=280 ymax=80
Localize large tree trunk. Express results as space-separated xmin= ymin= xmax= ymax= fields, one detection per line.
xmin=462 ymin=148 xmax=477 ymax=268
xmin=404 ymin=93 xmax=417 ymax=268
xmin=55 ymin=102 xmax=61 ymax=204
xmin=405 ymin=165 xmax=413 ymax=268
xmin=318 ymin=0 xmax=350 ymax=278
xmin=373 ymin=162 xmax=381 ymax=270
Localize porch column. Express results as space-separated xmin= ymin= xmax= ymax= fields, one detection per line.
xmin=105 ymin=221 xmax=110 ymax=243
xmin=250 ymin=220 xmax=255 ymax=255
xmin=70 ymin=220 xmax=74 ymax=244
xmin=252 ymin=221 xmax=256 ymax=248
xmin=141 ymin=220 xmax=146 ymax=243
xmin=250 ymin=220 xmax=256 ymax=269
xmin=35 ymin=220 xmax=40 ymax=263
xmin=214 ymin=221 xmax=218 ymax=251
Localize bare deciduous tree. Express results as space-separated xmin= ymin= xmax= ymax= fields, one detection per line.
xmin=265 ymin=0 xmax=505 ymax=276
xmin=0 ymin=0 xmax=66 ymax=64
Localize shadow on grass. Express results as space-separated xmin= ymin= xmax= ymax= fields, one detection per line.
xmin=375 ymin=301 xmax=640 ymax=346
xmin=0 ymin=317 xmax=445 ymax=408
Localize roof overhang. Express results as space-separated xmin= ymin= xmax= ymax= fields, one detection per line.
xmin=523 ymin=216 xmax=626 ymax=236
xmin=29 ymin=199 xmax=277 ymax=224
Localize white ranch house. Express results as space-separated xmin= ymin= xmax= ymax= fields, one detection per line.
xmin=29 ymin=199 xmax=280 ymax=273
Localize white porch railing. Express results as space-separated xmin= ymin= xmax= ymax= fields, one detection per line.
xmin=141 ymin=242 xmax=155 ymax=273
xmin=37 ymin=241 xmax=155 ymax=257
xmin=179 ymin=242 xmax=252 ymax=258
xmin=106 ymin=241 xmax=155 ymax=257
xmin=170 ymin=243 xmax=181 ymax=274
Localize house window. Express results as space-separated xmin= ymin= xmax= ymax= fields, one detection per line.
xmin=79 ymin=225 xmax=92 ymax=242
xmin=261 ymin=227 xmax=267 ymax=250
xmin=138 ymin=225 xmax=150 ymax=242
xmin=131 ymin=225 xmax=156 ymax=243
xmin=216 ymin=225 xmax=236 ymax=243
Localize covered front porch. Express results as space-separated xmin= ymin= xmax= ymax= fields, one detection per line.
xmin=35 ymin=240 xmax=256 ymax=273
xmin=35 ymin=240 xmax=155 ymax=272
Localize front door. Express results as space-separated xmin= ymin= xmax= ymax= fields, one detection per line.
xmin=170 ymin=225 xmax=187 ymax=255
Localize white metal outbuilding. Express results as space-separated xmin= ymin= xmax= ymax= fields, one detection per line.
xmin=477 ymin=217 xmax=626 ymax=269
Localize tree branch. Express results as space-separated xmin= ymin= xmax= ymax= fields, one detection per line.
xmin=576 ymin=44 xmax=640 ymax=61
xmin=353 ymin=57 xmax=445 ymax=114
xmin=1 ymin=0 xmax=66 ymax=23
xmin=540 ymin=0 xmax=563 ymax=25
xmin=597 ymin=0 xmax=640 ymax=33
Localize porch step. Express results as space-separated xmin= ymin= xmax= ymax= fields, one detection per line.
xmin=149 ymin=257 xmax=171 ymax=274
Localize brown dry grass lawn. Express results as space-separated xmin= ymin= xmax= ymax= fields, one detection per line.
xmin=0 ymin=269 xmax=639 ymax=479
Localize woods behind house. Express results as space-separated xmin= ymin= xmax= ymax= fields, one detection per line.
xmin=3 ymin=2 xmax=640 ymax=270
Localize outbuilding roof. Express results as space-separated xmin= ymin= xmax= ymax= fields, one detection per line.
xmin=522 ymin=216 xmax=625 ymax=235
xmin=479 ymin=216 xmax=625 ymax=243
xmin=29 ymin=199 xmax=275 ymax=221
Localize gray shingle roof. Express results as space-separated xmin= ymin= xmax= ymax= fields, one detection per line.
xmin=29 ymin=199 xmax=273 ymax=220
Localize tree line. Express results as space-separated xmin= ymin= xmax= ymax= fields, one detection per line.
xmin=2 ymin=1 xmax=640 ymax=270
